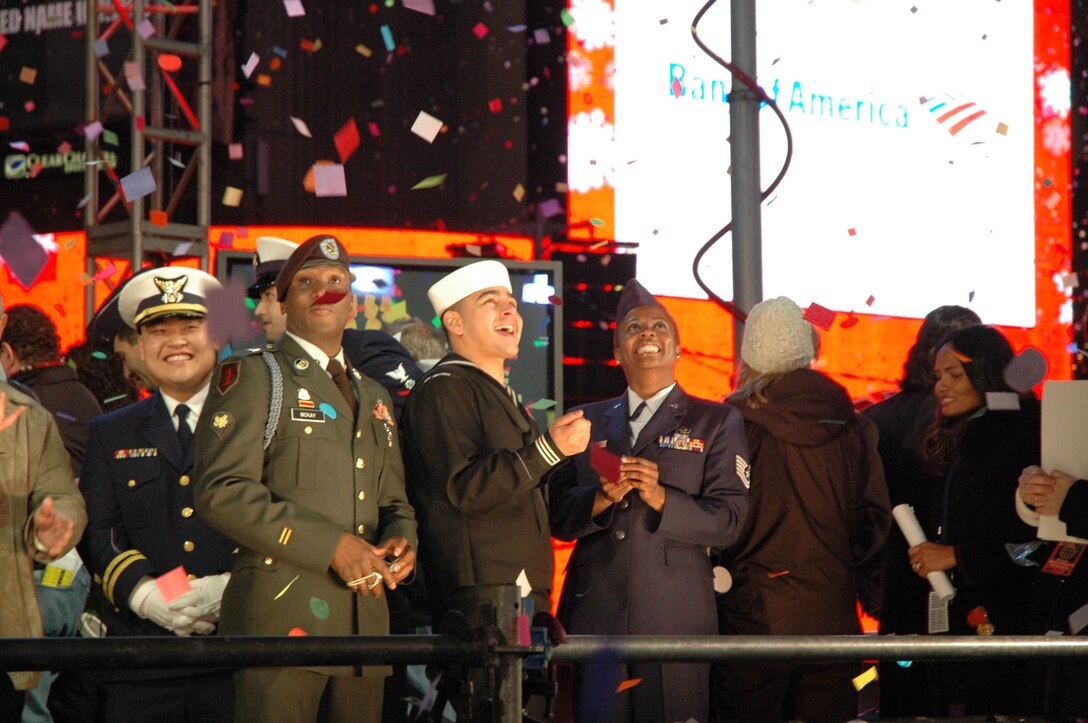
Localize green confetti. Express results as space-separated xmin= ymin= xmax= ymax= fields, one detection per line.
xmin=274 ymin=574 xmax=300 ymax=601
xmin=91 ymin=350 xmax=108 ymax=360
xmin=560 ymin=8 xmax=575 ymax=26
xmin=529 ymin=399 xmax=556 ymax=410
xmin=101 ymin=129 xmax=119 ymax=147
xmin=309 ymin=596 xmax=330 ymax=620
xmin=411 ymin=173 xmax=448 ymax=190
xmin=102 ymin=394 xmax=128 ymax=405
xmin=589 ymin=217 xmax=605 ymax=227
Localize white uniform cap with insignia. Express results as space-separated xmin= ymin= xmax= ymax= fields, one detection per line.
xmin=250 ymin=236 xmax=299 ymax=298
xmin=427 ymin=260 xmax=513 ymax=318
xmin=119 ymin=268 xmax=223 ymax=329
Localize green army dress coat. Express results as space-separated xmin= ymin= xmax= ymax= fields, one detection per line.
xmin=194 ymin=334 xmax=417 ymax=677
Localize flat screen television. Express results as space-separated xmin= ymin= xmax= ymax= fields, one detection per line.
xmin=217 ymin=252 xmax=565 ymax=427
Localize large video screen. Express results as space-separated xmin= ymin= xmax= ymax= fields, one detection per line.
xmin=568 ymin=0 xmax=1066 ymax=328
xmin=218 ymin=253 xmax=564 ymax=427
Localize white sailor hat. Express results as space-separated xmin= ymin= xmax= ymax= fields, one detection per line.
xmin=118 ymin=268 xmax=223 ymax=329
xmin=249 ymin=236 xmax=298 ymax=299
xmin=427 ymin=260 xmax=513 ymax=318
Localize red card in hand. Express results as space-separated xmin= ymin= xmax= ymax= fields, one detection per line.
xmin=156 ymin=565 xmax=192 ymax=604
xmin=590 ymin=445 xmax=622 ymax=485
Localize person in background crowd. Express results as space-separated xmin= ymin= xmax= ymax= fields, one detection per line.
xmin=0 ymin=304 xmax=101 ymax=723
xmin=389 ymin=317 xmax=447 ymax=372
xmin=0 ymin=382 xmax=87 ymax=720
xmin=549 ymin=280 xmax=749 ymax=723
xmin=248 ymin=235 xmax=422 ymax=424
xmin=714 ymin=296 xmax=890 ymax=721
xmin=1017 ymin=465 xmax=1088 ymax=718
xmin=862 ymin=305 xmax=980 ymax=717
xmin=196 ymin=235 xmax=418 ymax=722
xmin=400 ymin=260 xmax=589 ymax=718
xmin=80 ymin=269 xmax=236 ymax=721
xmin=87 ymin=270 xmax=160 ymax=396
xmin=66 ymin=339 xmax=141 ymax=413
xmin=910 ymin=324 xmax=1039 ymax=716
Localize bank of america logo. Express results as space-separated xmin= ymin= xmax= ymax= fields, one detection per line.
xmin=924 ymin=96 xmax=987 ymax=136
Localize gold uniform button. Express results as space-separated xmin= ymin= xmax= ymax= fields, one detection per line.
xmin=357 ymin=523 xmax=366 ymax=535
xmin=263 ymin=557 xmax=274 ymax=566
xmin=181 ymin=507 xmax=194 ymax=518
xmin=304 ymin=426 xmax=313 ymax=435
xmin=127 ymin=480 xmax=136 ymax=488
xmin=357 ymin=490 xmax=366 ymax=502
xmin=183 ymin=541 xmax=196 ymax=552
xmin=187 ymin=574 xmax=198 ymax=581
xmin=179 ymin=475 xmax=191 ymax=486
xmin=614 ymin=530 xmax=626 ymax=541
xmin=620 ymin=499 xmax=630 ymax=510
xmin=355 ymin=458 xmax=365 ymax=469
xmin=355 ymin=430 xmax=362 ymax=439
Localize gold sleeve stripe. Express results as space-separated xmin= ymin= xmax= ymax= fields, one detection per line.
xmin=103 ymin=549 xmax=148 ymax=605
xmin=278 ymin=527 xmax=293 ymax=545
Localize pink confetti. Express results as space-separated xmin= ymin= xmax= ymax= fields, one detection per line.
xmin=472 ymin=22 xmax=489 ymax=39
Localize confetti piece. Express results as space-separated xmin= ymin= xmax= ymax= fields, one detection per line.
xmin=334 ymin=118 xmax=361 ymax=164
xmin=217 ymin=231 xmax=234 ymax=248
xmin=968 ymin=290 xmax=975 ymax=302
xmin=24 ymin=100 xmax=34 ymax=113
xmin=228 ymin=143 xmax=243 ymax=160
xmin=222 ymin=186 xmax=244 ymax=206
xmin=20 ymin=66 xmax=38 ymax=85
xmin=1003 ymin=348 xmax=1048 ymax=392
xmin=560 ymin=8 xmax=574 ymax=26
xmin=149 ymin=210 xmax=168 ymax=227
xmin=173 ymin=242 xmax=193 ymax=256
xmin=512 ymin=183 xmax=526 ymax=202
xmin=985 ymin=391 xmax=1020 ymax=411
xmin=402 ymin=0 xmax=435 ymax=15
xmin=120 ymin=167 xmax=157 ymax=202
xmin=589 ymin=218 xmax=605 ymax=227
xmin=102 ymin=393 xmax=128 ymax=404
xmin=367 ymin=121 xmax=380 ymax=137
xmin=91 ymin=351 xmax=109 ymax=360
xmin=101 ymin=129 xmax=119 ymax=147
xmin=548 ymin=294 xmax=563 ymax=305
xmin=168 ymin=155 xmax=186 ymax=169
xmin=802 ymin=303 xmax=836 ymax=331
xmin=671 ymin=77 xmax=683 ymax=98
xmin=852 ymin=665 xmax=878 ymax=692
xmin=0 ymin=211 xmax=49 ymax=290
xmin=288 ymin=626 xmax=308 ymax=636
xmin=93 ymin=39 xmax=109 ymax=57
xmin=310 ymin=597 xmax=330 ymax=620
xmin=411 ymin=111 xmax=443 ymax=143
xmin=847 ymin=227 xmax=857 ymax=237
xmin=83 ymin=121 xmax=103 ymax=141
xmin=533 ymin=28 xmax=550 ymax=44
xmin=528 ymin=399 xmax=556 ymax=410
xmin=590 ymin=445 xmax=621 ymax=485
xmin=313 ymin=163 xmax=347 ymax=197
xmin=256 ymin=73 xmax=272 ymax=87
xmin=380 ymin=24 xmax=395 ymax=51
xmin=155 ymin=566 xmax=191 ymax=604
xmin=355 ymin=44 xmax=373 ymax=57
xmin=137 ymin=18 xmax=155 ymax=39
xmin=472 ymin=22 xmax=489 ymax=39
xmin=615 ymin=678 xmax=642 ymax=693
xmin=767 ymin=570 xmax=791 ymax=578
xmin=865 ymin=295 xmax=875 ymax=306
xmin=242 ymin=52 xmax=259 ymax=79
xmin=411 ymin=173 xmax=447 ymax=190
xmin=290 ymin=116 xmax=312 ymax=138
xmin=10 ymin=141 xmax=29 ymax=152
xmin=488 ymin=98 xmax=503 ymax=113
xmin=996 ymin=122 xmax=1008 ymax=136
xmin=283 ymin=0 xmax=305 ymax=17
xmin=123 ymin=61 xmax=145 ymax=92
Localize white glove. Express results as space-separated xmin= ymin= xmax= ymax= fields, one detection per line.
xmin=128 ymin=577 xmax=198 ymax=636
xmin=169 ymin=572 xmax=231 ymax=623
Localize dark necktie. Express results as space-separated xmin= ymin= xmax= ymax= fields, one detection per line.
xmin=175 ymin=404 xmax=193 ymax=458
xmin=327 ymin=359 xmax=358 ymax=418
xmin=629 ymin=401 xmax=648 ymax=421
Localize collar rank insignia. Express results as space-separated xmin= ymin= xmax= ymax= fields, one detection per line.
xmin=114 ymin=448 xmax=158 ymax=459
xmin=153 ymin=275 xmax=188 ymax=304
xmin=293 ymin=358 xmax=309 ymax=371
xmin=658 ymin=431 xmax=705 ymax=453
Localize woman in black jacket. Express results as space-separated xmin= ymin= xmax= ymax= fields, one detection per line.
xmin=909 ymin=324 xmax=1040 ymax=717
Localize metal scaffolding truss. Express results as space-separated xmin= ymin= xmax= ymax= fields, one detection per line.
xmin=83 ymin=0 xmax=212 ymax=313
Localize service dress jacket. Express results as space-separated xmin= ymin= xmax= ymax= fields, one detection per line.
xmin=194 ymin=334 xmax=417 ymax=677
xmin=80 ymin=389 xmax=237 ymax=652
xmin=549 ymin=385 xmax=750 ymax=723
xmin=1 ymin=383 xmax=87 ymax=691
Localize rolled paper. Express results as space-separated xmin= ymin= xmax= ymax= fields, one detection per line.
xmin=892 ymin=504 xmax=956 ymax=601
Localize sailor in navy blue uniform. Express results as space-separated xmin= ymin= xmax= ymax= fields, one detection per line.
xmin=248 ymin=235 xmax=422 ymax=423
xmin=79 ymin=268 xmax=235 ymax=721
